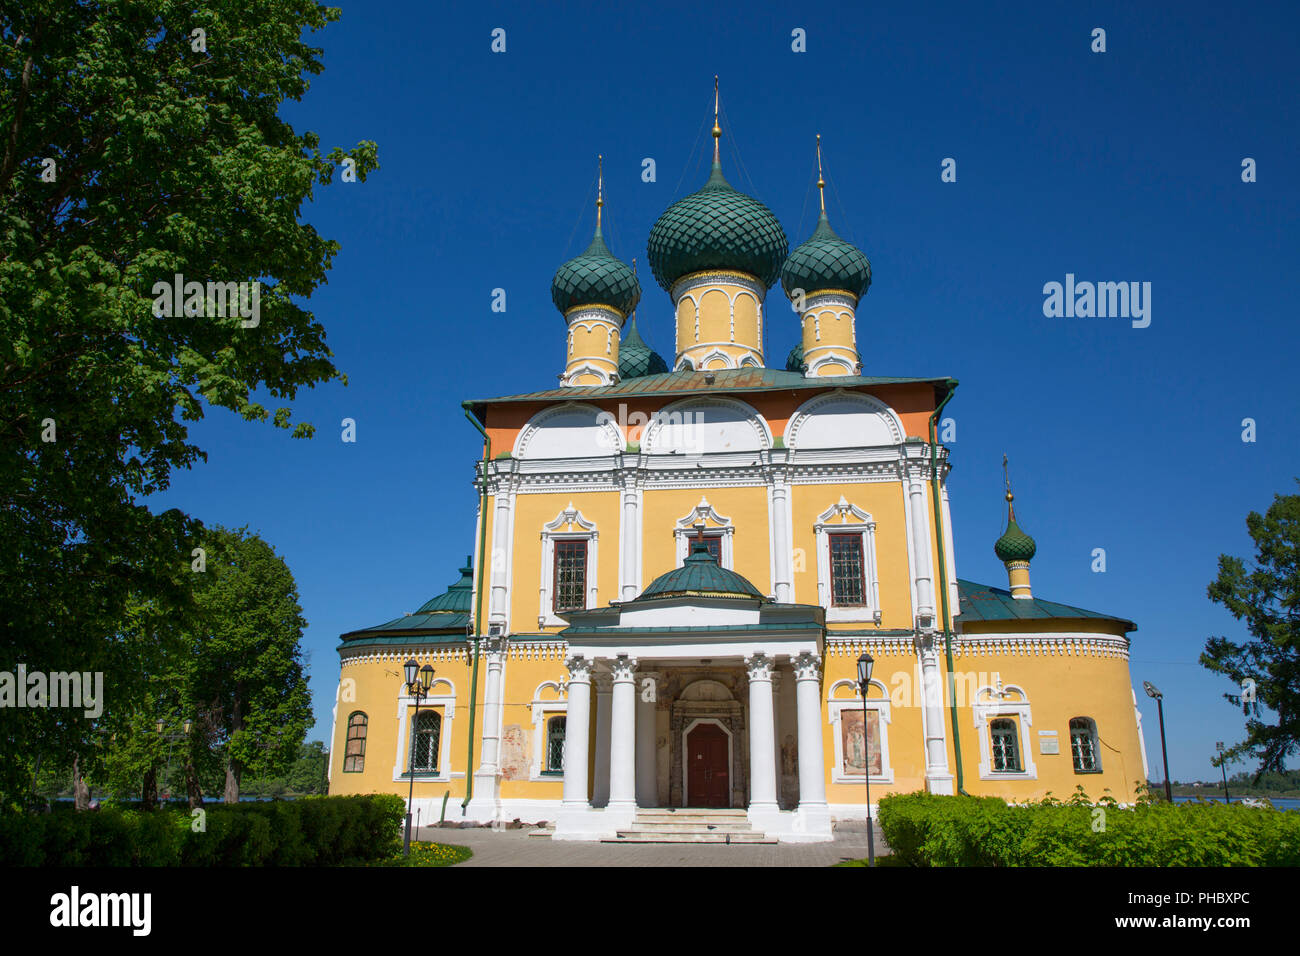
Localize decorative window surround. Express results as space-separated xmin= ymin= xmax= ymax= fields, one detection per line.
xmin=815 ymin=496 xmax=881 ymax=623
xmin=972 ymin=681 xmax=1037 ymax=780
xmin=529 ymin=680 xmax=569 ymax=780
xmin=1070 ymin=716 xmax=1102 ymax=773
xmin=539 ymin=503 xmax=599 ymax=628
xmin=392 ymin=679 xmax=456 ymax=784
xmin=674 ymin=496 xmax=736 ymax=569
xmin=827 ymin=679 xmax=894 ymax=784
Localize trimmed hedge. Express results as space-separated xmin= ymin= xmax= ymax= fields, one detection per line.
xmin=0 ymin=794 xmax=404 ymax=867
xmin=877 ymin=792 xmax=1300 ymax=867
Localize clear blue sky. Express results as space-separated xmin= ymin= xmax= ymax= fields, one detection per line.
xmin=150 ymin=0 xmax=1300 ymax=782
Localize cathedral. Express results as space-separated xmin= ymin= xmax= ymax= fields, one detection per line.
xmin=327 ymin=95 xmax=1148 ymax=843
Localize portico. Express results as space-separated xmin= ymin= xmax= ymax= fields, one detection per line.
xmin=551 ymin=543 xmax=833 ymax=842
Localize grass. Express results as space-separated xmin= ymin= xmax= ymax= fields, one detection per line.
xmin=378 ymin=841 xmax=473 ymax=867
xmin=834 ymin=854 xmax=903 ymax=867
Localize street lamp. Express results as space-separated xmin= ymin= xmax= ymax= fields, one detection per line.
xmin=1215 ymin=741 xmax=1230 ymax=804
xmin=403 ymin=659 xmax=436 ymax=855
xmin=857 ymin=653 xmax=876 ymax=867
xmin=1143 ymin=681 xmax=1172 ymax=803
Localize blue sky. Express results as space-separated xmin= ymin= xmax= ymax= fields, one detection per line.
xmin=151 ymin=0 xmax=1300 ymax=781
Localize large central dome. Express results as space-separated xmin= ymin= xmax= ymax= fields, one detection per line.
xmin=647 ymin=161 xmax=788 ymax=292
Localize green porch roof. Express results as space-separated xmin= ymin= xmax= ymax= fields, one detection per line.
xmin=956 ymin=579 xmax=1135 ymax=632
xmin=339 ymin=558 xmax=476 ymax=648
xmin=636 ymin=542 xmax=767 ymax=602
xmin=465 ymin=368 xmax=955 ymax=419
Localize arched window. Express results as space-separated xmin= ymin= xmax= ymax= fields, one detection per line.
xmin=410 ymin=711 xmax=441 ymax=774
xmin=546 ymin=716 xmax=566 ymax=773
xmin=990 ymin=718 xmax=1021 ymax=772
xmin=1070 ymin=717 xmax=1101 ymax=773
xmin=343 ymin=712 xmax=368 ymax=772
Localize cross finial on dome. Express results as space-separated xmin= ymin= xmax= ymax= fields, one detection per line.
xmin=1003 ymin=453 xmax=1016 ymax=520
xmin=712 ymin=75 xmax=721 ymax=164
xmin=596 ymin=153 xmax=604 ymax=233
xmin=816 ymin=133 xmax=826 ymax=215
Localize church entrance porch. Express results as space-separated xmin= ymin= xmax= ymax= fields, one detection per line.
xmin=551 ymin=643 xmax=831 ymax=843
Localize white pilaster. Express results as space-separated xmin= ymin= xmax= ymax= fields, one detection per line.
xmin=770 ymin=466 xmax=793 ymax=603
xmin=620 ymin=471 xmax=641 ymax=601
xmin=636 ymin=671 xmax=660 ymax=807
xmin=905 ymin=462 xmax=936 ymax=628
xmin=745 ymin=654 xmax=780 ymax=830
xmin=917 ymin=636 xmax=954 ymax=794
xmin=592 ymin=674 xmax=612 ymax=807
xmin=488 ymin=475 xmax=514 ymax=626
xmin=466 ymin=636 xmax=506 ymax=819
xmin=791 ymin=652 xmax=832 ymax=839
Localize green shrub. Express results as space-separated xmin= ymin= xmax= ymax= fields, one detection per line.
xmin=877 ymin=791 xmax=1300 ymax=867
xmin=0 ymin=794 xmax=404 ymax=867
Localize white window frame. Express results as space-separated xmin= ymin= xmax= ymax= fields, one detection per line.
xmin=815 ymin=497 xmax=881 ymax=623
xmin=539 ymin=504 xmax=599 ymax=627
xmin=973 ymin=682 xmax=1037 ymax=780
xmin=826 ymin=679 xmax=894 ymax=784
xmin=674 ymin=497 xmax=735 ymax=569
xmin=1069 ymin=716 xmax=1103 ymax=774
xmin=529 ymin=681 xmax=569 ymax=780
xmin=392 ymin=679 xmax=456 ymax=783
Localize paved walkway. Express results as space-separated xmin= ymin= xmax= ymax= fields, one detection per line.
xmin=416 ymin=822 xmax=886 ymax=867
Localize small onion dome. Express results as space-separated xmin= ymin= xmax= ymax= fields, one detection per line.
xmin=647 ymin=161 xmax=788 ymax=292
xmin=785 ymin=340 xmax=805 ymax=372
xmin=638 ymin=541 xmax=766 ymax=601
xmin=415 ymin=557 xmax=475 ymax=614
xmin=994 ymin=513 xmax=1037 ymax=563
xmin=618 ymin=316 xmax=668 ymax=379
xmin=551 ymin=226 xmax=641 ymax=317
xmin=780 ymin=211 xmax=872 ymax=301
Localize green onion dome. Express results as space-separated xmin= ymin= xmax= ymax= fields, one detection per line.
xmin=780 ymin=211 xmax=872 ymax=301
xmin=639 ymin=541 xmax=766 ymax=601
xmin=647 ymin=160 xmax=788 ymax=292
xmin=785 ymin=341 xmax=805 ymax=372
xmin=994 ymin=515 xmax=1037 ymax=563
xmin=551 ymin=226 xmax=641 ymax=317
xmin=618 ymin=316 xmax=668 ymax=379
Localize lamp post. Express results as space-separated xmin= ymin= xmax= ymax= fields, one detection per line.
xmin=1215 ymin=741 xmax=1230 ymax=804
xmin=857 ymin=653 xmax=876 ymax=867
xmin=1143 ymin=681 xmax=1172 ymax=803
xmin=403 ymin=658 xmax=436 ymax=855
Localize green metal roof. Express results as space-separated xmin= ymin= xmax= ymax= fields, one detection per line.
xmin=618 ymin=316 xmax=669 ymax=379
xmin=636 ymin=542 xmax=766 ymax=601
xmin=551 ymin=226 xmax=641 ymax=317
xmin=781 ymin=211 xmax=872 ymax=301
xmin=994 ymin=518 xmax=1037 ymax=562
xmin=465 ymin=368 xmax=956 ymax=417
xmin=956 ymin=579 xmax=1135 ymax=632
xmin=339 ymin=558 xmax=475 ymax=647
xmin=647 ymin=160 xmax=789 ymax=291
xmin=785 ymin=341 xmax=805 ymax=373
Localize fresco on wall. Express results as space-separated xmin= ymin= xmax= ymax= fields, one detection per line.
xmin=841 ymin=709 xmax=881 ymax=776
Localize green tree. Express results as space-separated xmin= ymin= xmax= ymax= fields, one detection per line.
xmin=1201 ymin=486 xmax=1300 ymax=779
xmin=190 ymin=527 xmax=312 ymax=803
xmin=0 ymin=1 xmax=375 ymax=805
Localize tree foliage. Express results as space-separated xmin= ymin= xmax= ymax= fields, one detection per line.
xmin=0 ymin=1 xmax=375 ymax=805
xmin=1201 ymin=486 xmax=1300 ymax=778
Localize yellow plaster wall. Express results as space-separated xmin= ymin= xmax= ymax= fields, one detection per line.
xmin=641 ymin=486 xmax=773 ymax=591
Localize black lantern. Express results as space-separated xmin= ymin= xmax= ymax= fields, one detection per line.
xmin=404 ymin=657 xmax=419 ymax=688
xmin=419 ymin=664 xmax=435 ymax=692
xmin=856 ymin=653 xmax=874 ymax=691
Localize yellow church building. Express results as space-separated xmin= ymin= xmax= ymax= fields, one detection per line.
xmin=327 ymin=102 xmax=1149 ymax=843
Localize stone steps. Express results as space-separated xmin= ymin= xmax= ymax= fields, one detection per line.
xmin=603 ymin=807 xmax=775 ymax=844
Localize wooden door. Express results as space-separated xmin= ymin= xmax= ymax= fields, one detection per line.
xmin=687 ymin=723 xmax=730 ymax=807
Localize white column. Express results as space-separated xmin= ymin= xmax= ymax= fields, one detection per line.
xmin=770 ymin=467 xmax=793 ymax=603
xmin=620 ymin=474 xmax=641 ymax=601
xmin=745 ymin=655 xmax=778 ymax=815
xmin=636 ymin=670 xmax=659 ymax=807
xmin=607 ymin=656 xmax=638 ymax=814
xmin=792 ymin=652 xmax=832 ymax=839
xmin=488 ymin=475 xmax=514 ymax=625
xmin=918 ymin=638 xmax=954 ymax=794
xmin=592 ymin=675 xmax=612 ymax=807
xmin=906 ymin=464 xmax=935 ymax=627
xmin=940 ymin=475 xmax=958 ymax=612
xmin=478 ymin=638 xmax=506 ymax=773
xmin=561 ymin=656 xmax=592 ymax=807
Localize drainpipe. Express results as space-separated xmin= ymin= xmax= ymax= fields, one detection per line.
xmin=927 ymin=382 xmax=966 ymax=795
xmin=461 ymin=408 xmax=491 ymax=812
